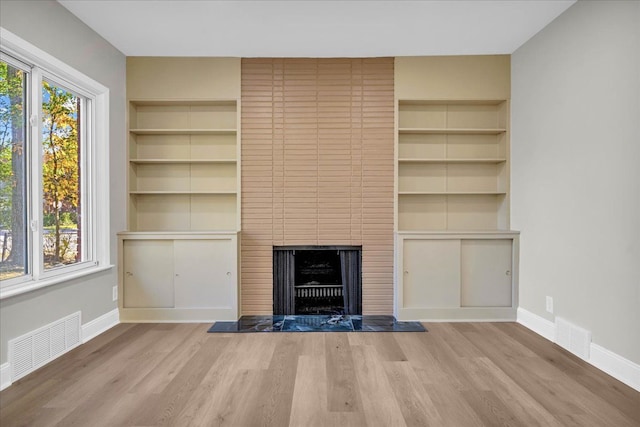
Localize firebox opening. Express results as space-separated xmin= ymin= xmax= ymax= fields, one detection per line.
xmin=295 ymin=250 xmax=342 ymax=315
xmin=273 ymin=246 xmax=362 ymax=316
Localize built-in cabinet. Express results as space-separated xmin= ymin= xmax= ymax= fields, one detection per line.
xmin=119 ymin=58 xmax=241 ymax=322
xmin=394 ymin=57 xmax=518 ymax=321
xmin=118 ymin=233 xmax=239 ymax=321
xmin=396 ymin=232 xmax=518 ymax=320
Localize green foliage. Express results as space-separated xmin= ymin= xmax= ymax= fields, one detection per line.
xmin=0 ymin=61 xmax=25 ymax=229
xmin=43 ymin=211 xmax=77 ymax=228
xmin=0 ymin=62 xmax=80 ymax=264
xmin=0 ymin=145 xmax=11 ymax=227
xmin=42 ymin=81 xmax=79 ymax=212
xmin=0 ymin=61 xmax=25 ymax=149
xmin=42 ymin=81 xmax=80 ymax=262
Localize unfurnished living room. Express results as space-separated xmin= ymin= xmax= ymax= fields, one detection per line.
xmin=0 ymin=0 xmax=638 ymax=426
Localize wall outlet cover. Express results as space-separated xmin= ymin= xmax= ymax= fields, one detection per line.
xmin=546 ymin=296 xmax=553 ymax=313
xmin=112 ymin=286 xmax=118 ymax=301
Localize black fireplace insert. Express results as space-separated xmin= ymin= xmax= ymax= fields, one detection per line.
xmin=273 ymin=246 xmax=362 ymax=315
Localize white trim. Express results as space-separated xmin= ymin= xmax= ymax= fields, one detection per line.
xmin=0 ymin=308 xmax=118 ymax=391
xmin=0 ymin=264 xmax=113 ymax=300
xmin=0 ymin=27 xmax=111 ymax=299
xmin=81 ymin=308 xmax=120 ymax=343
xmin=415 ymin=318 xmax=516 ymax=323
xmin=93 ymin=88 xmax=110 ymax=271
xmin=0 ymin=363 xmax=11 ymax=391
xmin=517 ymin=307 xmax=640 ymax=392
xmin=0 ymin=28 xmax=108 ymax=94
xmin=589 ymin=343 xmax=640 ymax=392
xmin=120 ymin=320 xmax=219 ymax=324
xmin=516 ymin=307 xmax=555 ymax=342
xmin=119 ymin=307 xmax=237 ymax=323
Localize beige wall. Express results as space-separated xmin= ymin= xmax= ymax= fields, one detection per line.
xmin=395 ymin=55 xmax=510 ymax=100
xmin=127 ymin=57 xmax=240 ymax=100
xmin=512 ymin=0 xmax=640 ymax=364
xmin=241 ymin=58 xmax=395 ymax=315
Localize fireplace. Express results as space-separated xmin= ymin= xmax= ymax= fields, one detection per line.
xmin=273 ymin=246 xmax=362 ymax=315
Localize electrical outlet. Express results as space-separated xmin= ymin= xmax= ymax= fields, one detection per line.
xmin=112 ymin=286 xmax=118 ymax=302
xmin=546 ymin=296 xmax=553 ymax=314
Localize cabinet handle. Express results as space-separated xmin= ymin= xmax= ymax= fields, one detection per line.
xmin=505 ymin=270 xmax=511 ymax=276
xmin=404 ymin=270 xmax=409 ymax=275
xmin=226 ymin=272 xmax=231 ymax=276
xmin=126 ymin=271 xmax=133 ymax=277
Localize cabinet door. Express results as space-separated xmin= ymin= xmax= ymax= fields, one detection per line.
xmin=460 ymin=239 xmax=512 ymax=307
xmin=402 ymin=239 xmax=460 ymax=308
xmin=123 ymin=240 xmax=174 ymax=308
xmin=173 ymin=239 xmax=236 ymax=309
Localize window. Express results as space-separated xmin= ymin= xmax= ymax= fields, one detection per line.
xmin=0 ymin=28 xmax=110 ymax=298
xmin=41 ymin=79 xmax=87 ymax=272
xmin=0 ymin=56 xmax=27 ymax=281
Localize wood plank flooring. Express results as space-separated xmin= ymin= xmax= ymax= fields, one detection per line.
xmin=1 ymin=322 xmax=638 ymax=426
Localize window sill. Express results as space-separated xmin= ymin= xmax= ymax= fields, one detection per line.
xmin=0 ymin=264 xmax=114 ymax=300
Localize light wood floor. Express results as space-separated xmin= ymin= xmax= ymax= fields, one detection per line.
xmin=1 ymin=322 xmax=638 ymax=427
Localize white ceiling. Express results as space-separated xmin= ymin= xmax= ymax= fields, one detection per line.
xmin=58 ymin=0 xmax=576 ymax=57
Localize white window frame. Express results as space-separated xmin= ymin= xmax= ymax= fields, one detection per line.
xmin=0 ymin=28 xmax=111 ymax=299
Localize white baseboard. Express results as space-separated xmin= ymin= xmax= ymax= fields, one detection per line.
xmin=517 ymin=307 xmax=640 ymax=392
xmin=416 ymin=318 xmax=515 ymax=323
xmin=81 ymin=308 xmax=120 ymax=343
xmin=590 ymin=343 xmax=640 ymax=391
xmin=0 ymin=309 xmax=119 ymax=392
xmin=516 ymin=307 xmax=555 ymax=342
xmin=0 ymin=362 xmax=11 ymax=391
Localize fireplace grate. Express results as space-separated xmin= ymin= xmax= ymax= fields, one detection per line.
xmin=295 ymin=285 xmax=343 ymax=299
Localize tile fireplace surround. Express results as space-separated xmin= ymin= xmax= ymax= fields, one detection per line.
xmin=241 ymin=58 xmax=395 ymax=315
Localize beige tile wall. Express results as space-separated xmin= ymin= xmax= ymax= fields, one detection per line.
xmin=241 ymin=58 xmax=394 ymax=315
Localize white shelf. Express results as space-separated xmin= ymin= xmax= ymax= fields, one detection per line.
xmin=397 ymin=230 xmax=519 ymax=236
xmin=399 ymin=128 xmax=506 ymax=135
xmin=398 ymin=158 xmax=506 ymax=164
xmin=398 ymin=191 xmax=507 ymax=196
xmin=130 ymin=159 xmax=236 ymax=164
xmin=399 ymin=100 xmax=506 ymax=106
xmin=129 ymin=99 xmax=236 ymax=106
xmin=130 ymin=129 xmax=236 ymax=135
xmin=130 ymin=190 xmax=237 ymax=195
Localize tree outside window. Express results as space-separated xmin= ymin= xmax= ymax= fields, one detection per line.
xmin=0 ymin=60 xmax=27 ymax=281
xmin=1 ymin=32 xmax=110 ymax=296
xmin=1 ymin=61 xmax=84 ymax=281
xmin=41 ymin=81 xmax=82 ymax=270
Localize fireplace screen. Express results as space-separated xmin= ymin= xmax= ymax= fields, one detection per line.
xmin=273 ymin=246 xmax=362 ymax=315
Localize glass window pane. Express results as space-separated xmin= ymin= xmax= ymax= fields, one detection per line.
xmin=42 ymin=81 xmax=83 ymax=270
xmin=0 ymin=60 xmax=28 ymax=281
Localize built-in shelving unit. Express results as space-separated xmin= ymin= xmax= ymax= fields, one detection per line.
xmin=127 ymin=100 xmax=240 ymax=232
xmin=121 ymin=58 xmax=242 ymax=323
xmin=397 ymin=100 xmax=510 ymax=231
xmin=393 ymin=57 xmax=517 ymax=322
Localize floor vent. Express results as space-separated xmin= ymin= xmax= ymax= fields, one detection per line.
xmin=555 ymin=317 xmax=591 ymax=360
xmin=8 ymin=312 xmax=81 ymax=382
